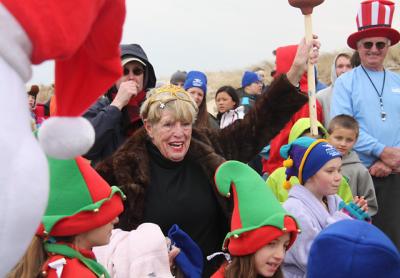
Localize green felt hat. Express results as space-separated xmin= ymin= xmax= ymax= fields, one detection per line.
xmin=36 ymin=156 xmax=125 ymax=236
xmin=214 ymin=160 xmax=300 ymax=255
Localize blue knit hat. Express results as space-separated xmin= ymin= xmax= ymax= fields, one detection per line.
xmin=184 ymin=71 xmax=207 ymax=94
xmin=241 ymin=71 xmax=261 ymax=88
xmin=280 ymin=137 xmax=341 ymax=189
xmin=308 ymin=220 xmax=400 ymax=278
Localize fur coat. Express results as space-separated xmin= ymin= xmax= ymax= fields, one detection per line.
xmin=96 ymin=75 xmax=308 ymax=230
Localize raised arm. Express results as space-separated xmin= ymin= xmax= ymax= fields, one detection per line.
xmin=215 ymin=36 xmax=320 ymax=162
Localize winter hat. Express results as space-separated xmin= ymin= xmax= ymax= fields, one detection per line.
xmin=184 ymin=71 xmax=207 ymax=94
xmin=120 ymin=44 xmax=157 ymax=90
xmin=214 ymin=160 xmax=300 ymax=256
xmin=274 ymin=45 xmax=308 ymax=93
xmin=241 ymin=71 xmax=262 ymax=88
xmin=308 ymin=220 xmax=400 ymax=278
xmin=27 ymin=85 xmax=40 ymax=98
xmin=36 ymin=156 xmax=125 ymax=237
xmin=168 ymin=224 xmax=204 ymax=278
xmin=280 ymin=137 xmax=341 ymax=189
xmin=347 ymin=0 xmax=400 ymax=49
xmin=170 ymin=70 xmax=187 ymax=86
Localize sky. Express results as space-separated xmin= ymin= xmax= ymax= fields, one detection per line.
xmin=29 ymin=0 xmax=400 ymax=84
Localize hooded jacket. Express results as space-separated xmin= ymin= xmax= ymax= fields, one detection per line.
xmin=341 ymin=151 xmax=378 ymax=216
xmin=84 ymin=44 xmax=157 ymax=165
xmin=316 ymin=53 xmax=348 ymax=127
xmin=262 ymin=45 xmax=324 ymax=175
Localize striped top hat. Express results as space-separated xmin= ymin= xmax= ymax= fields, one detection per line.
xmin=347 ymin=0 xmax=400 ymax=49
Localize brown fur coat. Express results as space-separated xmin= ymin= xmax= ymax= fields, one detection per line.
xmin=96 ymin=75 xmax=308 ymax=230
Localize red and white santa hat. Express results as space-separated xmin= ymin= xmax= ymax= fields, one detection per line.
xmin=347 ymin=0 xmax=400 ymax=49
xmin=2 ymin=0 xmax=126 ymax=159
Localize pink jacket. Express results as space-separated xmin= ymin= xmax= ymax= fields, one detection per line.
xmin=93 ymin=223 xmax=173 ymax=278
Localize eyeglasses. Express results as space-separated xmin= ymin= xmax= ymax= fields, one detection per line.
xmin=361 ymin=41 xmax=387 ymax=50
xmin=123 ymin=67 xmax=144 ymax=76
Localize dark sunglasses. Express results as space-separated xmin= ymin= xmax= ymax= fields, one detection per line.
xmin=124 ymin=67 xmax=144 ymax=76
xmin=361 ymin=41 xmax=387 ymax=50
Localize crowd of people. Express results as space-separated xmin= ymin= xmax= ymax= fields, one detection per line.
xmin=2 ymin=0 xmax=400 ymax=277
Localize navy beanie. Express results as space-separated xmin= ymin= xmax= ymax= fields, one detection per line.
xmin=280 ymin=137 xmax=341 ymax=185
xmin=241 ymin=71 xmax=261 ymax=88
xmin=308 ymin=220 xmax=400 ymax=278
xmin=184 ymin=71 xmax=207 ymax=94
xmin=168 ymin=224 xmax=204 ymax=278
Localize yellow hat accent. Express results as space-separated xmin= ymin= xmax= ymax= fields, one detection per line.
xmin=283 ymin=158 xmax=293 ymax=168
xmin=283 ymin=180 xmax=292 ymax=190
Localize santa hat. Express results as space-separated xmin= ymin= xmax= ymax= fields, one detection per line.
xmin=1 ymin=0 xmax=126 ymax=159
xmin=214 ymin=160 xmax=299 ymax=256
xmin=347 ymin=0 xmax=400 ymax=49
xmin=36 ymin=156 xmax=125 ymax=237
xmin=280 ymin=137 xmax=341 ymax=190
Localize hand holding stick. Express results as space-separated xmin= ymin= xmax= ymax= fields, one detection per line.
xmin=288 ymin=0 xmax=324 ymax=136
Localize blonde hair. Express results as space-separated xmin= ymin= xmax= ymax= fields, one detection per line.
xmin=140 ymin=84 xmax=198 ymax=124
xmin=7 ymin=236 xmax=47 ymax=278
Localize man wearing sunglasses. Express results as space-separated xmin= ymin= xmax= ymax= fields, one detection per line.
xmin=331 ymin=0 xmax=400 ymax=249
xmin=84 ymin=44 xmax=157 ymax=165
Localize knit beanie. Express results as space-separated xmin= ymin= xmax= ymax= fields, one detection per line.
xmin=308 ymin=220 xmax=400 ymax=278
xmin=184 ymin=71 xmax=207 ymax=94
xmin=170 ymin=70 xmax=187 ymax=86
xmin=214 ymin=160 xmax=300 ymax=256
xmin=280 ymin=137 xmax=341 ymax=189
xmin=36 ymin=156 xmax=125 ymax=237
xmin=241 ymin=71 xmax=261 ymax=88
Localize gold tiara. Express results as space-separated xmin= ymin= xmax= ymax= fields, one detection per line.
xmin=147 ymin=84 xmax=197 ymax=110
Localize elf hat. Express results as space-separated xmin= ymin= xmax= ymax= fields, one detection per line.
xmin=347 ymin=0 xmax=400 ymax=49
xmin=280 ymin=137 xmax=341 ymax=190
xmin=214 ymin=160 xmax=300 ymax=256
xmin=36 ymin=156 xmax=125 ymax=237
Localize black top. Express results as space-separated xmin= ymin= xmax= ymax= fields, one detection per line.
xmin=144 ymin=141 xmax=227 ymax=277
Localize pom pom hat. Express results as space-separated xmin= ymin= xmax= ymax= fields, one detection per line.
xmin=36 ymin=156 xmax=125 ymax=237
xmin=347 ymin=0 xmax=400 ymax=49
xmin=1 ymin=0 xmax=126 ymax=159
xmin=214 ymin=160 xmax=300 ymax=256
xmin=280 ymin=137 xmax=341 ymax=189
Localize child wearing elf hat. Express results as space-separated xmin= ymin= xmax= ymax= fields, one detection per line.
xmin=266 ymin=118 xmax=353 ymax=205
xmin=8 ymin=156 xmax=125 ymax=278
xmin=280 ymin=137 xmax=370 ymax=278
xmin=0 ymin=1 xmax=125 ymax=275
xmin=210 ymin=160 xmax=300 ymax=278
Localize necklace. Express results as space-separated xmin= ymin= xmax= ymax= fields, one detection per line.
xmin=361 ymin=65 xmax=386 ymax=121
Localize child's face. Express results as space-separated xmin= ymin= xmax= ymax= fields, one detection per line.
xmin=75 ymin=217 xmax=119 ymax=249
xmin=307 ymin=158 xmax=342 ymax=197
xmin=328 ymin=127 xmax=357 ymax=155
xmin=254 ymin=233 xmax=290 ymax=277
